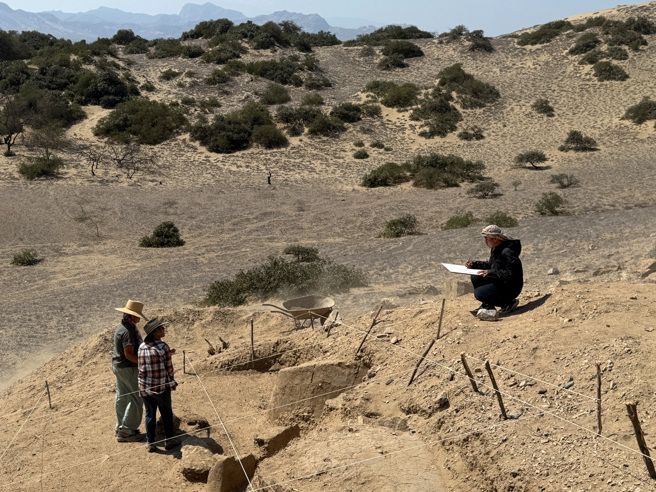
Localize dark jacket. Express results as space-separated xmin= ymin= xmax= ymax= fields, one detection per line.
xmin=472 ymin=239 xmax=523 ymax=297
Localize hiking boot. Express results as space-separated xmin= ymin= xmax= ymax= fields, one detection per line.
xmin=116 ymin=430 xmax=146 ymax=442
xmin=164 ymin=438 xmax=180 ymax=450
xmin=147 ymin=443 xmax=156 ymax=453
xmin=476 ymin=308 xmax=499 ymax=321
xmin=499 ymin=299 xmax=519 ymax=314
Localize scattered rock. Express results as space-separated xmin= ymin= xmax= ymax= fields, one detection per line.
xmin=378 ymin=416 xmax=409 ymax=432
xmin=180 ymin=438 xmax=221 ymax=483
xmin=538 ymin=388 xmax=547 ymax=395
xmin=547 ymin=267 xmax=560 ymax=275
xmin=254 ymin=425 xmax=301 ymax=459
xmin=206 ymin=454 xmax=257 ymax=492
xmin=476 ymin=309 xmax=499 ymax=321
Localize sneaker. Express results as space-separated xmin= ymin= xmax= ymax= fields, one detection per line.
xmin=499 ymin=299 xmax=519 ymax=314
xmin=147 ymin=443 xmax=156 ymax=453
xmin=164 ymin=438 xmax=180 ymax=450
xmin=476 ymin=308 xmax=499 ymax=321
xmin=116 ymin=431 xmax=146 ymax=442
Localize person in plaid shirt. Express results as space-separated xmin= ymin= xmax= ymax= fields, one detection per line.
xmin=138 ymin=317 xmax=179 ymax=452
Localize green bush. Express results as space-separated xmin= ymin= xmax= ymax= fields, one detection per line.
xmin=606 ymin=46 xmax=629 ymax=60
xmin=593 ymin=61 xmax=629 ymax=81
xmin=17 ymin=156 xmax=64 ymax=179
xmin=622 ymin=97 xmax=656 ymax=124
xmin=4 ymin=150 xmax=15 ymax=157
xmin=181 ymin=45 xmax=204 ymax=59
xmin=568 ymin=33 xmax=600 ymax=55
xmin=180 ymin=96 xmax=196 ymax=106
xmin=330 ymin=102 xmax=362 ymax=123
xmin=353 ymin=149 xmax=369 ymax=159
xmin=381 ymin=83 xmax=419 ymax=108
xmin=531 ymin=98 xmax=555 ymax=117
xmin=259 ymin=83 xmax=291 ymax=105
xmin=93 ymin=100 xmax=186 ymax=145
xmin=159 ymin=69 xmax=182 ymax=81
xmin=550 ymin=173 xmax=580 ymax=188
xmin=204 ymin=68 xmax=231 ymax=85
xmin=370 ymin=141 xmax=384 ymax=149
xmin=361 ymin=162 xmax=410 ymax=187
xmin=203 ymin=249 xmax=367 ymax=307
xmin=437 ymin=64 xmax=500 ymax=109
xmin=517 ymin=20 xmax=573 ymax=46
xmin=381 ymin=40 xmax=424 ymax=58
xmin=579 ymin=49 xmax=606 ymax=65
xmin=302 ymin=93 xmax=324 ymax=106
xmin=485 ymin=211 xmax=518 ymax=228
xmin=304 ymin=75 xmax=332 ymax=90
xmin=438 ymin=25 xmax=469 ymax=43
xmin=558 ymin=130 xmax=597 ymax=152
xmin=361 ymin=103 xmax=382 ymax=117
xmin=466 ymin=30 xmax=494 ymax=53
xmin=245 ymin=57 xmax=301 ymax=85
xmin=377 ymin=54 xmax=407 ymax=70
xmin=148 ymin=38 xmax=183 ymax=58
xmin=363 ymin=80 xmax=398 ymax=98
xmin=535 ymin=192 xmax=566 ymax=216
xmin=139 ymin=221 xmax=185 ymax=248
xmin=442 ymin=211 xmax=479 ymax=230
xmin=409 ymin=153 xmax=485 ymax=190
xmin=140 ymin=80 xmax=156 ymax=92
xmin=345 ymin=25 xmax=433 ymax=46
xmin=466 ymin=181 xmax=499 ymax=198
xmin=11 ymin=248 xmax=41 ymax=266
xmin=72 ymin=70 xmax=131 ymax=108
xmin=201 ymin=41 xmax=246 ymax=64
xmin=251 ymin=125 xmax=288 ymax=148
xmin=410 ymin=92 xmax=462 ymax=138
xmin=457 ymin=126 xmax=484 ymax=140
xmin=514 ymin=150 xmax=548 ymax=168
xmin=379 ymin=214 xmax=419 ymax=238
xmin=353 ymin=140 xmax=364 ymax=147
xmin=360 ymin=46 xmax=375 ymax=57
xmin=306 ymin=114 xmax=346 ymax=136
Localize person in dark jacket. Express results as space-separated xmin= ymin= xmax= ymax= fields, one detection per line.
xmin=465 ymin=225 xmax=523 ymax=317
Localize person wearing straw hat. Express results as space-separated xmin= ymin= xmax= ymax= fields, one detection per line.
xmin=465 ymin=225 xmax=523 ymax=320
xmin=112 ymin=299 xmax=148 ymax=442
xmin=138 ymin=317 xmax=179 ymax=452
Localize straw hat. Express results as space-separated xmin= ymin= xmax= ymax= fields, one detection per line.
xmin=115 ymin=300 xmax=148 ymax=320
xmin=480 ymin=224 xmax=513 ymax=241
xmin=143 ymin=318 xmax=165 ymax=337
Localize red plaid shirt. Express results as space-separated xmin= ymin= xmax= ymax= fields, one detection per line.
xmin=138 ymin=339 xmax=177 ymax=396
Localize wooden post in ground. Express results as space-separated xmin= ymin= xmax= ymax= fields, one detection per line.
xmin=596 ymin=362 xmax=602 ymax=434
xmin=250 ymin=319 xmax=255 ymax=361
xmin=45 ymin=381 xmax=52 ymax=409
xmin=625 ymin=402 xmax=656 ymax=479
xmin=355 ymin=306 xmax=383 ymax=356
xmin=485 ymin=361 xmax=507 ymax=420
xmin=407 ymin=300 xmax=447 ymax=386
xmin=325 ymin=311 xmax=338 ymax=337
xmin=460 ymin=353 xmax=479 ymax=393
xmin=434 ymin=299 xmax=446 ymax=340
xmin=183 ymin=351 xmax=186 ymax=374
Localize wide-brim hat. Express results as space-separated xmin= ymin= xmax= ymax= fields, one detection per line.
xmin=115 ymin=300 xmax=148 ymax=320
xmin=481 ymin=224 xmax=513 ymax=241
xmin=143 ymin=317 xmax=165 ymax=336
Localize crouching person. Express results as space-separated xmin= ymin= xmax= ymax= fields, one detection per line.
xmin=138 ymin=318 xmax=180 ymax=452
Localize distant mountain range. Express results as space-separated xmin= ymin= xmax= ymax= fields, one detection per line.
xmin=0 ymin=2 xmax=381 ymax=42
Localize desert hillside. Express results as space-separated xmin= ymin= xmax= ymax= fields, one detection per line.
xmin=2 ymin=3 xmax=656 ymax=490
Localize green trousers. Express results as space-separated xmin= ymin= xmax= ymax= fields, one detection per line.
xmin=112 ymin=365 xmax=143 ymax=434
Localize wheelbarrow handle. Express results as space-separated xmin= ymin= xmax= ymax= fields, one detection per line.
xmin=262 ymin=303 xmax=287 ymax=311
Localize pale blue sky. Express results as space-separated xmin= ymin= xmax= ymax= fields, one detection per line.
xmin=3 ymin=1 xmax=648 ymax=35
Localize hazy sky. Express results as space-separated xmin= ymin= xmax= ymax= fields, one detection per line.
xmin=3 ymin=1 xmax=648 ymax=35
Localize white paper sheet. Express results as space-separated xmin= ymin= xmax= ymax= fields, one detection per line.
xmin=441 ymin=263 xmax=481 ymax=275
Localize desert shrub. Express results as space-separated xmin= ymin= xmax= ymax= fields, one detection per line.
xmin=361 ymin=162 xmax=410 ymax=187
xmin=124 ymin=38 xmax=148 ymax=54
xmin=485 ymin=211 xmax=518 ymax=228
xmin=306 ymin=114 xmax=346 ymax=136
xmin=159 ymin=69 xmax=182 ymax=81
xmin=139 ymin=221 xmax=185 ymax=248
xmin=514 ymin=150 xmax=548 ymax=168
xmin=304 ymin=75 xmax=331 ymax=90
xmin=140 ymin=80 xmax=155 ymax=92
xmin=379 ymin=214 xmax=419 ymax=238
xmin=283 ymin=245 xmax=320 ymax=262
xmin=203 ymin=249 xmax=367 ymax=307
xmin=409 ymin=91 xmax=462 ymax=138
xmin=353 ymin=149 xmax=369 ymax=159
xmin=72 ymin=70 xmax=130 ymax=108
xmin=568 ymin=33 xmax=600 ymax=55
xmin=558 ymin=130 xmax=597 ymax=152
xmin=198 ymin=97 xmax=222 ymax=113
xmin=11 ymin=248 xmax=41 ymax=266
xmin=457 ymin=126 xmax=484 ymax=140
xmin=330 ymin=102 xmax=362 ymax=123
xmin=182 ymin=18 xmax=234 ymax=40
xmin=361 ymin=103 xmax=382 ymax=117
xmin=4 ymin=150 xmax=15 ymax=157
xmin=94 ymin=100 xmax=186 ymax=145
xmin=381 ymin=40 xmax=424 ymax=58
xmin=353 ymin=140 xmax=364 ymax=147
xmin=345 ymin=25 xmax=433 ymax=46
xmin=623 ymin=97 xmax=656 ymax=124
xmin=259 ymin=83 xmax=291 ymax=105
xmin=605 ymin=24 xmax=647 ymax=50
xmin=148 ymin=38 xmax=183 ymax=59
xmin=111 ymin=29 xmax=137 ymax=45
xmin=579 ymin=49 xmax=606 ymax=65
xmin=550 ymin=173 xmax=580 ymax=188
xmin=18 ymin=156 xmax=64 ymax=179
xmin=442 ymin=211 xmax=478 ymax=230
xmin=466 ymin=181 xmax=499 ymax=198
xmin=180 ymin=97 xmax=196 ymax=106
xmin=593 ymin=61 xmax=629 ymax=81
xmin=438 ymin=25 xmax=469 ymax=43
xmin=370 ymin=140 xmax=384 ymax=149
xmin=251 ymin=125 xmax=288 ymax=148
xmin=380 ymin=83 xmax=419 ymax=108
xmin=531 ymin=98 xmax=555 ymax=116
xmin=181 ymin=45 xmax=204 ymax=59
xmin=625 ymin=16 xmax=656 ymax=35
xmin=409 ymin=153 xmax=485 ymax=190
xmin=245 ymin=57 xmax=301 ymax=85
xmin=363 ymin=80 xmax=398 ymax=98
xmin=517 ymin=20 xmax=573 ymax=46
xmin=360 ymin=46 xmax=375 ymax=57
xmin=466 ymin=30 xmax=494 ymax=52
xmin=276 ymin=105 xmax=321 ymax=125
xmin=417 ymin=112 xmax=462 ymax=138
xmin=204 ymin=69 xmax=231 ymax=85
xmin=606 ymin=46 xmax=629 ymax=60
xmin=437 ymin=63 xmax=500 ymax=108
xmin=535 ymin=192 xmax=566 ymax=216
xmin=511 ymin=180 xmax=521 ymax=191
xmin=191 ymin=116 xmax=250 ymax=153
xmin=302 ymin=93 xmax=324 ymax=106
xmin=201 ymin=41 xmax=246 ymax=64
xmin=377 ymin=54 xmax=407 ymax=70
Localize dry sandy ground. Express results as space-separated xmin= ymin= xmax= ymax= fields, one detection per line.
xmin=2 ymin=3 xmax=656 ymax=490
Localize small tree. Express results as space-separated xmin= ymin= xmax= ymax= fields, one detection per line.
xmin=535 ymin=192 xmax=566 ymax=215
xmin=558 ymin=130 xmax=597 ymax=152
xmin=550 ymin=173 xmax=580 ymax=188
xmin=139 ymin=222 xmax=185 ymax=248
xmin=0 ymin=95 xmax=25 ymax=155
xmin=514 ymin=150 xmax=548 ymax=168
xmin=466 ymin=181 xmax=500 ymax=198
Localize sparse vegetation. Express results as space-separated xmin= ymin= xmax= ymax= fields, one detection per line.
xmin=517 ymin=20 xmax=573 ymax=46
xmin=381 ymin=40 xmax=424 ymax=59
xmin=259 ymin=83 xmax=291 ymax=105
xmin=535 ymin=192 xmax=567 ymax=216
xmin=11 ymin=249 xmax=41 ymax=266
xmin=159 ymin=69 xmax=182 ymax=81
xmin=370 ymin=141 xmax=384 ymax=149
xmin=515 ymin=151 xmax=548 ymax=169
xmin=361 ymin=162 xmax=409 ymax=188
xmin=442 ymin=211 xmax=479 ymax=230
xmin=139 ymin=221 xmax=185 ymax=248
xmin=301 ymin=93 xmax=324 ymax=106
xmin=550 ymin=173 xmax=580 ymax=189
xmin=330 ymin=102 xmax=362 ymax=123
xmin=485 ymin=211 xmax=518 ymax=228
xmin=379 ymin=214 xmax=419 ymax=238
xmin=531 ymin=98 xmax=555 ymax=117
xmin=568 ymin=33 xmax=600 ymax=55
xmin=203 ymin=248 xmax=367 ymax=307
xmin=593 ymin=61 xmax=629 ymax=82
xmin=622 ymin=97 xmax=656 ymax=124
xmin=466 ymin=181 xmax=500 ymax=198
xmin=436 ymin=64 xmax=500 ymax=109
xmin=283 ymin=245 xmax=320 ymax=262
xmin=18 ymin=156 xmax=64 ymax=179
xmin=306 ymin=114 xmax=346 ymax=136
xmin=457 ymin=126 xmax=484 ymax=140
xmin=558 ymin=130 xmax=598 ymax=152
xmin=353 ymin=149 xmax=369 ymax=159
xmin=344 ymin=25 xmax=433 ymax=47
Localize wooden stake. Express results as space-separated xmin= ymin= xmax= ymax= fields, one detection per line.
xmin=485 ymin=361 xmax=507 ymax=420
xmin=45 ymin=381 xmax=52 ymax=410
xmin=407 ymin=339 xmax=435 ymax=386
xmin=250 ymin=319 xmax=255 ymax=361
xmin=625 ymin=401 xmax=656 ymax=479
xmin=434 ymin=298 xmax=446 ymax=340
xmin=596 ymin=362 xmax=602 ymax=434
xmin=325 ymin=311 xmax=338 ymax=337
xmin=460 ymin=353 xmax=479 ymax=393
xmin=183 ymin=351 xmax=186 ymax=374
xmin=355 ymin=306 xmax=383 ymax=356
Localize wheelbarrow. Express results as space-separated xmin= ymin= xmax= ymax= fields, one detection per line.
xmin=263 ymin=295 xmax=335 ymax=329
